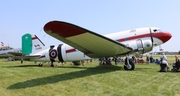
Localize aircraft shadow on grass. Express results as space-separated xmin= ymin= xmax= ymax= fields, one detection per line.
xmin=7 ymin=65 xmax=122 ymax=89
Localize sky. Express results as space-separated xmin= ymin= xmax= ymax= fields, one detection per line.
xmin=0 ymin=0 xmax=179 ymax=52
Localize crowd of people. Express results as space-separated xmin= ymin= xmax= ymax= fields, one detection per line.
xmin=79 ymin=53 xmax=180 ymax=72
xmin=90 ymin=53 xmax=174 ymax=72
xmin=98 ymin=57 xmax=121 ymax=65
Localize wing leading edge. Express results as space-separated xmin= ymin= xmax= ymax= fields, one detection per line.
xmin=44 ymin=21 xmax=132 ymax=58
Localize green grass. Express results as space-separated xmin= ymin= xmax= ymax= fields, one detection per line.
xmin=0 ymin=56 xmax=180 ymax=96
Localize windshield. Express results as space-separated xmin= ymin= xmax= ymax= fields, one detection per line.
xmin=153 ymin=29 xmax=161 ymax=33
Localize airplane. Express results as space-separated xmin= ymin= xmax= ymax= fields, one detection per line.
xmin=22 ymin=20 xmax=172 ymax=70
xmin=0 ymin=45 xmax=22 ymax=60
xmin=21 ymin=33 xmax=91 ymax=65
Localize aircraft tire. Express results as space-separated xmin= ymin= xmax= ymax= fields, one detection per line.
xmin=72 ymin=61 xmax=81 ymax=66
xmin=39 ymin=63 xmax=43 ymax=67
xmin=124 ymin=60 xmax=135 ymax=70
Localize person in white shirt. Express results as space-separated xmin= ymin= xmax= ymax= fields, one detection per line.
xmin=159 ymin=53 xmax=170 ymax=72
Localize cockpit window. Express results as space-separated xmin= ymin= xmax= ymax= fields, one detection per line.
xmin=153 ymin=29 xmax=157 ymax=32
xmin=153 ymin=29 xmax=161 ymax=32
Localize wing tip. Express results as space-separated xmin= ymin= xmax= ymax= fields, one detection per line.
xmin=44 ymin=21 xmax=87 ymax=38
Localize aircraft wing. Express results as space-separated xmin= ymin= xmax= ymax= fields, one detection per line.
xmin=44 ymin=21 xmax=132 ymax=58
xmin=0 ymin=52 xmax=22 ymax=58
xmin=8 ymin=52 xmax=22 ymax=56
xmin=0 ymin=54 xmax=13 ymax=58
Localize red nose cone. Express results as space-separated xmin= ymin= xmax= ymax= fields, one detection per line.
xmin=161 ymin=32 xmax=172 ymax=43
xmin=153 ymin=32 xmax=172 ymax=43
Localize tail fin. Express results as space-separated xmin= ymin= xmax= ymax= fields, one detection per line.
xmin=22 ymin=33 xmax=46 ymax=55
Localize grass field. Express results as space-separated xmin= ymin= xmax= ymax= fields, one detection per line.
xmin=0 ymin=55 xmax=180 ymax=96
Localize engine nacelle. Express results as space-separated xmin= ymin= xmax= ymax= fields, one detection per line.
xmin=136 ymin=39 xmax=153 ymax=54
xmin=142 ymin=39 xmax=153 ymax=53
xmin=126 ymin=39 xmax=153 ymax=56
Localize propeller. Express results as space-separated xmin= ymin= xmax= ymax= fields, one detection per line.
xmin=149 ymin=27 xmax=154 ymax=47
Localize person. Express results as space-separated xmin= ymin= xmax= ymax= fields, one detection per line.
xmin=114 ymin=57 xmax=118 ymax=65
xmin=81 ymin=60 xmax=85 ymax=66
xmin=150 ymin=56 xmax=154 ymax=63
xmin=172 ymin=59 xmax=180 ymax=72
xmin=175 ymin=55 xmax=178 ymax=62
xmin=132 ymin=56 xmax=136 ymax=63
xmin=159 ymin=53 xmax=170 ymax=72
xmin=106 ymin=57 xmax=112 ymax=65
xmin=99 ymin=58 xmax=103 ymax=65
xmin=155 ymin=59 xmax=160 ymax=64
xmin=146 ymin=55 xmax=150 ymax=64
xmin=21 ymin=58 xmax=23 ymax=64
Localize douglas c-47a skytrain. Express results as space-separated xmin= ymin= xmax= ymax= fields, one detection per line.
xmin=22 ymin=20 xmax=172 ymax=70
xmin=0 ymin=46 xmax=21 ymax=59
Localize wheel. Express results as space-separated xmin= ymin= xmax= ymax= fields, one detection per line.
xmin=39 ymin=63 xmax=43 ymax=67
xmin=124 ymin=60 xmax=135 ymax=70
xmin=72 ymin=61 xmax=81 ymax=66
xmin=51 ymin=64 xmax=54 ymax=67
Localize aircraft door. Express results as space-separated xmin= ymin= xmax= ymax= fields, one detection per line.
xmin=136 ymin=39 xmax=144 ymax=53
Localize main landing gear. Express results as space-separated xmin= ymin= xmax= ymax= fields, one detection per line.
xmin=50 ymin=61 xmax=54 ymax=67
xmin=124 ymin=56 xmax=135 ymax=70
xmin=39 ymin=62 xmax=44 ymax=67
xmin=38 ymin=61 xmax=54 ymax=67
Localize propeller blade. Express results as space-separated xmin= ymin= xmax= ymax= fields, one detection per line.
xmin=149 ymin=27 xmax=154 ymax=46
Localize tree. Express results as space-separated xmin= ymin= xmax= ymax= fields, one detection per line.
xmin=179 ymin=50 xmax=180 ymax=54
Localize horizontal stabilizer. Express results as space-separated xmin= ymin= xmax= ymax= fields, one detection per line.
xmin=22 ymin=55 xmax=41 ymax=60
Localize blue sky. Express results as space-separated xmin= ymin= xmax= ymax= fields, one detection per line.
xmin=0 ymin=0 xmax=179 ymax=52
